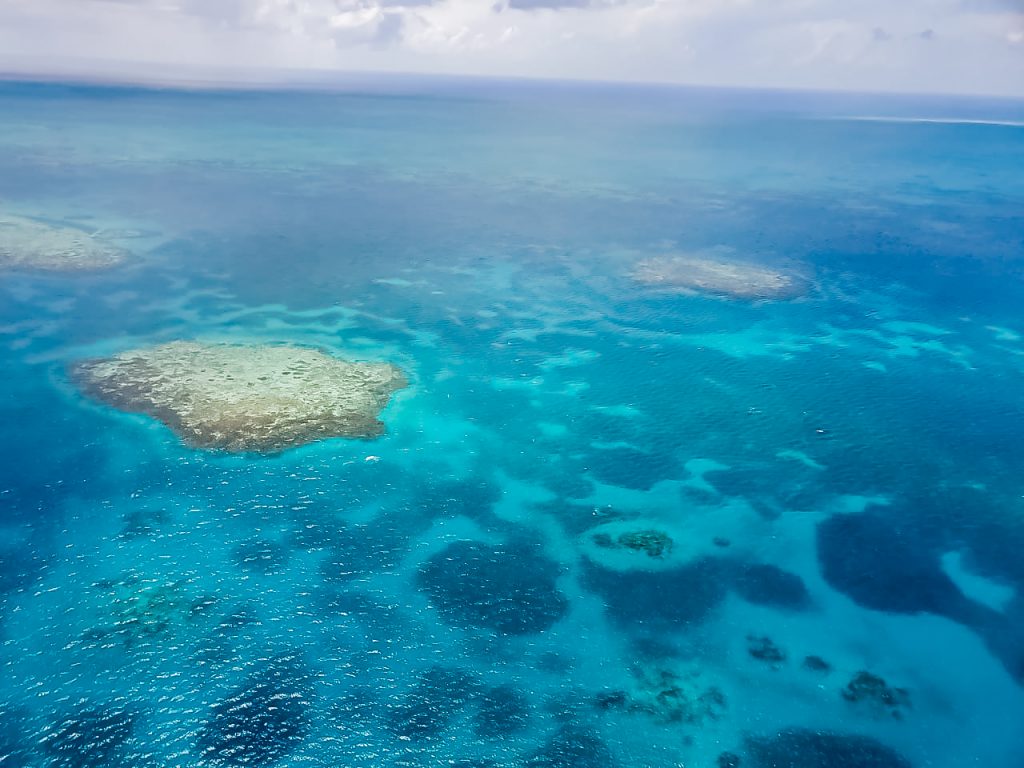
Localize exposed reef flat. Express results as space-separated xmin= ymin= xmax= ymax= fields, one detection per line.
xmin=0 ymin=212 xmax=130 ymax=271
xmin=631 ymin=249 xmax=806 ymax=299
xmin=72 ymin=341 xmax=407 ymax=453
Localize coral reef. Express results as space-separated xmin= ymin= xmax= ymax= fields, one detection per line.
xmin=584 ymin=557 xmax=730 ymax=630
xmin=841 ymin=671 xmax=911 ymax=719
xmin=586 ymin=445 xmax=679 ymax=491
xmin=85 ymin=574 xmax=211 ymax=647
xmin=197 ymin=651 xmax=313 ymax=766
xmin=331 ymin=685 xmax=380 ymax=731
xmin=318 ymin=519 xmax=408 ymax=583
xmin=816 ymin=513 xmax=972 ymax=618
xmin=745 ymin=728 xmax=913 ymax=767
xmin=73 ymin=341 xmax=407 ymax=453
xmin=191 ymin=604 xmax=261 ymax=668
xmin=475 ymin=684 xmax=530 ymax=738
xmin=595 ymin=691 xmax=628 ymax=710
xmin=526 ymin=725 xmax=616 ymax=768
xmin=233 ymin=540 xmax=290 ymax=576
xmin=747 ymin=635 xmax=786 ymax=664
xmin=385 ymin=666 xmax=479 ymax=741
xmin=0 ymin=212 xmax=131 ymax=271
xmin=631 ymin=249 xmax=806 ymax=300
xmin=319 ymin=589 xmax=407 ymax=637
xmin=710 ymin=460 xmax=825 ymax=520
xmin=802 ymin=656 xmax=832 ymax=674
xmin=592 ymin=528 xmax=673 ymax=559
xmin=366 ymin=666 xmax=528 ymax=743
xmin=39 ymin=705 xmax=134 ymax=768
xmin=418 ymin=540 xmax=568 ymax=635
xmin=580 ymin=519 xmax=693 ymax=573
xmin=733 ymin=563 xmax=811 ymax=610
xmin=119 ymin=507 xmax=171 ymax=540
xmin=596 ymin=665 xmax=726 ymax=725
xmin=0 ymin=705 xmax=33 ymax=767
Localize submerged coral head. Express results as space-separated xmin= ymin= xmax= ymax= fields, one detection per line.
xmin=632 ymin=248 xmax=807 ymax=300
xmin=72 ymin=340 xmax=408 ymax=453
xmin=0 ymin=212 xmax=131 ymax=272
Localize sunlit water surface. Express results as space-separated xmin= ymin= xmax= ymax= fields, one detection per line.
xmin=2 ymin=79 xmax=1024 ymax=767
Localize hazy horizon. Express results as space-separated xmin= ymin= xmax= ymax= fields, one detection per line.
xmin=2 ymin=59 xmax=1024 ymax=104
xmin=0 ymin=0 xmax=1021 ymax=99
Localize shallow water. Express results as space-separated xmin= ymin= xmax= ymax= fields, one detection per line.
xmin=2 ymin=78 xmax=1024 ymax=767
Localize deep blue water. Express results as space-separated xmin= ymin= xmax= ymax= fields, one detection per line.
xmin=2 ymin=78 xmax=1024 ymax=767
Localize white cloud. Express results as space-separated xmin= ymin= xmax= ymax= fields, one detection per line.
xmin=0 ymin=0 xmax=1020 ymax=96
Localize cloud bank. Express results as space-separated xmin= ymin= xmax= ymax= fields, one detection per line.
xmin=0 ymin=0 xmax=1021 ymax=96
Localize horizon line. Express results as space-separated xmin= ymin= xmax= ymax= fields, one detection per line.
xmin=1 ymin=62 xmax=1022 ymax=105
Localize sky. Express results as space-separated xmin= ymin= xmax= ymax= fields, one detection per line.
xmin=0 ymin=0 xmax=1021 ymax=97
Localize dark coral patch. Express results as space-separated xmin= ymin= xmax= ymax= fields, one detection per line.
xmin=475 ymin=684 xmax=530 ymax=738
xmin=583 ymin=557 xmax=729 ymax=630
xmin=802 ymin=655 xmax=831 ymax=674
xmin=385 ymin=667 xmax=478 ymax=741
xmin=233 ymin=540 xmax=290 ymax=576
xmin=0 ymin=705 xmax=32 ymax=767
xmin=526 ymin=725 xmax=616 ymax=768
xmin=319 ymin=589 xmax=407 ymax=636
xmin=599 ymin=666 xmax=726 ymax=725
xmin=413 ymin=477 xmax=502 ymax=523
xmin=747 ymin=635 xmax=786 ymax=664
xmin=710 ymin=462 xmax=825 ymax=518
xmin=593 ymin=528 xmax=673 ymax=559
xmin=40 ymin=705 xmax=134 ymax=768
xmin=816 ymin=513 xmax=970 ymax=618
xmin=841 ymin=671 xmax=911 ymax=719
xmin=418 ymin=540 xmax=568 ymax=635
xmin=587 ymin=446 xmax=678 ymax=491
xmin=119 ymin=507 xmax=171 ymax=540
xmin=734 ymin=564 xmax=811 ymax=610
xmin=318 ymin=521 xmax=408 ymax=583
xmin=746 ymin=728 xmax=912 ymax=768
xmin=197 ymin=652 xmax=313 ymax=766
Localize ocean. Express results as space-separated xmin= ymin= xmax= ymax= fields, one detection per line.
xmin=1 ymin=77 xmax=1023 ymax=767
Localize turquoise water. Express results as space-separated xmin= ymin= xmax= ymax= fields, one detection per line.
xmin=2 ymin=78 xmax=1024 ymax=767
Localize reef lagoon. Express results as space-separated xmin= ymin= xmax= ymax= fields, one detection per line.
xmin=1 ymin=78 xmax=1024 ymax=767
